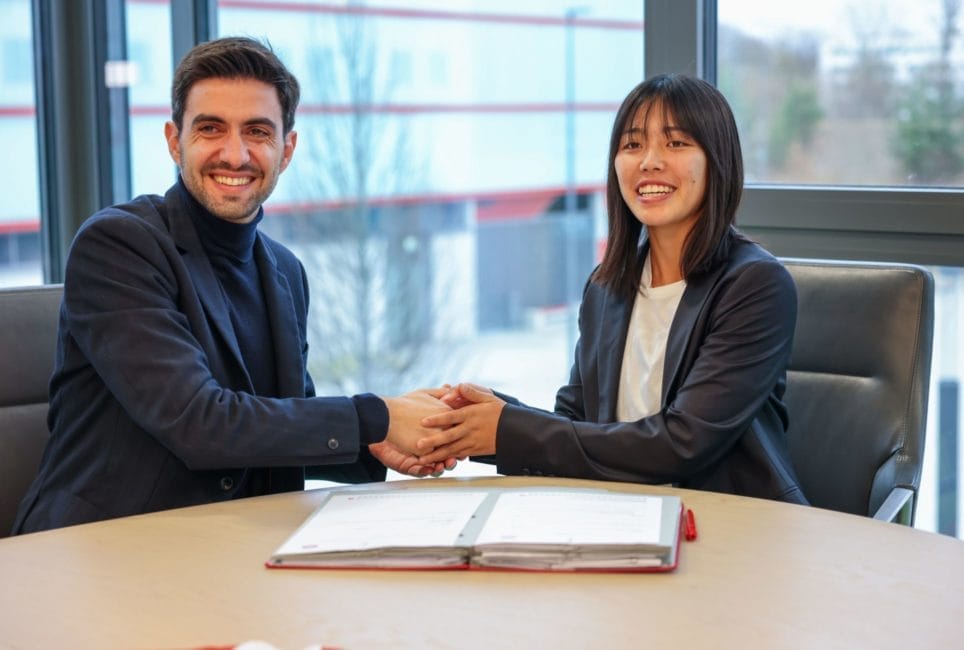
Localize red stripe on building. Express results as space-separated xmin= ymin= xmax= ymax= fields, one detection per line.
xmin=128 ymin=101 xmax=620 ymax=117
xmin=215 ymin=0 xmax=644 ymax=31
xmin=0 ymin=220 xmax=40 ymax=235
xmin=264 ymin=184 xmax=605 ymax=220
xmin=0 ymin=107 xmax=35 ymax=117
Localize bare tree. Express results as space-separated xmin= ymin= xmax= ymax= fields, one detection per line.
xmin=279 ymin=7 xmax=471 ymax=395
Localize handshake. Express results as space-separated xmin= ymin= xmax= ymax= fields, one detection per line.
xmin=370 ymin=383 xmax=506 ymax=478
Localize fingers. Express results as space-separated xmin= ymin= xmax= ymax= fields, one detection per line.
xmin=439 ymin=390 xmax=470 ymax=409
xmin=459 ymin=383 xmax=496 ymax=401
xmin=423 ymin=384 xmax=452 ymax=399
xmin=416 ymin=427 xmax=465 ymax=452
xmin=421 ymin=408 xmax=466 ymax=429
xmin=419 ymin=441 xmax=476 ymax=465
xmin=410 ymin=457 xmax=458 ymax=478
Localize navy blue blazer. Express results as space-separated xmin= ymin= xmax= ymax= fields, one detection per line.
xmin=14 ymin=185 xmax=384 ymax=534
xmin=495 ymin=237 xmax=808 ymax=504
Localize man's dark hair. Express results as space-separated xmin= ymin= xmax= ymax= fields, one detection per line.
xmin=171 ymin=36 xmax=300 ymax=135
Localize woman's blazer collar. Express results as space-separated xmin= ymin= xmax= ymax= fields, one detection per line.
xmin=597 ymin=238 xmax=730 ymax=420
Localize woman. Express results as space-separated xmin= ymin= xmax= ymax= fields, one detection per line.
xmin=418 ymin=74 xmax=808 ymax=503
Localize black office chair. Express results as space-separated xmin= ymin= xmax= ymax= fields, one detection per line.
xmin=0 ymin=284 xmax=62 ymax=537
xmin=781 ymin=259 xmax=934 ymax=525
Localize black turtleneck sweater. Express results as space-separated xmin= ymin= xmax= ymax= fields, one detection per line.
xmin=181 ymin=180 xmax=278 ymax=397
xmin=179 ymin=179 xmax=388 ymax=447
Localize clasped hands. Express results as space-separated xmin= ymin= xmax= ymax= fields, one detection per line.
xmin=370 ymin=383 xmax=505 ymax=478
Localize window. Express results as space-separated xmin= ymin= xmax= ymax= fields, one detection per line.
xmin=0 ymin=0 xmax=42 ymax=287
xmin=215 ymin=0 xmax=644 ymax=479
xmin=127 ymin=0 xmax=173 ymax=198
xmin=718 ymin=0 xmax=964 ymax=188
xmin=718 ymin=0 xmax=964 ymax=537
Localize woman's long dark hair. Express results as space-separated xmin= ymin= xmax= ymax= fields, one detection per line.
xmin=593 ymin=74 xmax=746 ymax=299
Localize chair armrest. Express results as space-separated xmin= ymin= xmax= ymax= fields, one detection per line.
xmin=872 ymin=487 xmax=915 ymax=524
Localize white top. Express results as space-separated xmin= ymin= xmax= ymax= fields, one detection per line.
xmin=616 ymin=255 xmax=687 ymax=422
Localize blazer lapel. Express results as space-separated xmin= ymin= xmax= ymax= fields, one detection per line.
xmin=165 ymin=186 xmax=250 ymax=385
xmin=597 ymin=242 xmax=662 ymax=421
xmin=597 ymin=275 xmax=637 ymax=422
xmin=255 ymin=237 xmax=305 ymax=398
xmin=661 ymin=261 xmax=726 ymax=403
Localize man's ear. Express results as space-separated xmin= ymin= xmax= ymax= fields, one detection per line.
xmin=279 ymin=130 xmax=297 ymax=173
xmin=164 ymin=121 xmax=181 ymax=166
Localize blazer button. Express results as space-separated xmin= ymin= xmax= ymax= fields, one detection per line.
xmin=327 ymin=438 xmax=340 ymax=450
xmin=220 ymin=476 xmax=234 ymax=491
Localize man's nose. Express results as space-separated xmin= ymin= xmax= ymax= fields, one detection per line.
xmin=219 ymin=131 xmax=251 ymax=167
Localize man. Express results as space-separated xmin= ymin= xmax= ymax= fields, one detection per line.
xmin=12 ymin=37 xmax=452 ymax=534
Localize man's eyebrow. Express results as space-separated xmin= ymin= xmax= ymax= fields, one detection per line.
xmin=189 ymin=114 xmax=279 ymax=130
xmin=243 ymin=117 xmax=279 ymax=130
xmin=190 ymin=113 xmax=226 ymax=127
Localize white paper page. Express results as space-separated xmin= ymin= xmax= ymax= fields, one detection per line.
xmin=276 ymin=491 xmax=489 ymax=555
xmin=474 ymin=491 xmax=664 ymax=546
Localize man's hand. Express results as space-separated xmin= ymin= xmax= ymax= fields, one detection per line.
xmin=381 ymin=388 xmax=452 ymax=455
xmin=369 ymin=440 xmax=456 ymax=477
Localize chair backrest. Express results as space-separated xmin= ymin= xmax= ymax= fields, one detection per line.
xmin=781 ymin=259 xmax=933 ymax=522
xmin=0 ymin=284 xmax=62 ymax=537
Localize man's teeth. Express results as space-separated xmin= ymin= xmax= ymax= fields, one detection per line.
xmin=214 ymin=175 xmax=251 ymax=186
xmin=638 ymin=185 xmax=672 ymax=195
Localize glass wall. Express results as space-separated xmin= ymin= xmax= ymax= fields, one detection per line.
xmin=10 ymin=0 xmax=961 ymax=532
xmin=126 ymin=0 xmax=173 ymax=198
xmin=206 ymin=0 xmax=645 ymax=478
xmin=0 ymin=0 xmax=42 ymax=287
xmin=719 ymin=0 xmax=964 ymax=536
xmin=719 ymin=0 xmax=963 ymax=188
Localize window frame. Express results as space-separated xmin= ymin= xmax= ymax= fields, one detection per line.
xmin=645 ymin=0 xmax=964 ymax=267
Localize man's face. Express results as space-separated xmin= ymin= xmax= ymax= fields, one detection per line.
xmin=164 ymin=77 xmax=297 ymax=223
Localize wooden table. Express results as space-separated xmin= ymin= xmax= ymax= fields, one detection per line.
xmin=1 ymin=476 xmax=962 ymax=649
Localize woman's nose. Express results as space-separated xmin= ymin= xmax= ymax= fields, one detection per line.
xmin=639 ymin=144 xmax=664 ymax=171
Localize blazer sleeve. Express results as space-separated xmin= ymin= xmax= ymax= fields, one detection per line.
xmin=494 ymin=258 xmax=796 ymax=484
xmin=62 ymin=211 xmax=368 ymax=471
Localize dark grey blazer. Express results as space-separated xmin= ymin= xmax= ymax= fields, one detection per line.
xmin=495 ymin=237 xmax=808 ymax=504
xmin=13 ymin=185 xmax=383 ymax=534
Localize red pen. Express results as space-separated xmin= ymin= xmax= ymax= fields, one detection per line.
xmin=684 ymin=508 xmax=698 ymax=541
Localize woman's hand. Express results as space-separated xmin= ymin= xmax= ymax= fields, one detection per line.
xmin=416 ymin=383 xmax=505 ymax=463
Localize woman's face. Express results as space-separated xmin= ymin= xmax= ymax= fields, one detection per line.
xmin=614 ymin=103 xmax=707 ymax=243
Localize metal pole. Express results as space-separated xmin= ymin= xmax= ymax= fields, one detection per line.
xmin=563 ymin=7 xmax=582 ymax=356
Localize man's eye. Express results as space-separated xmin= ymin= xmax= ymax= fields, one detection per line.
xmin=249 ymin=128 xmax=271 ymax=138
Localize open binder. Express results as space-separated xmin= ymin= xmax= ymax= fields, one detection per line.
xmin=266 ymin=487 xmax=687 ymax=573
